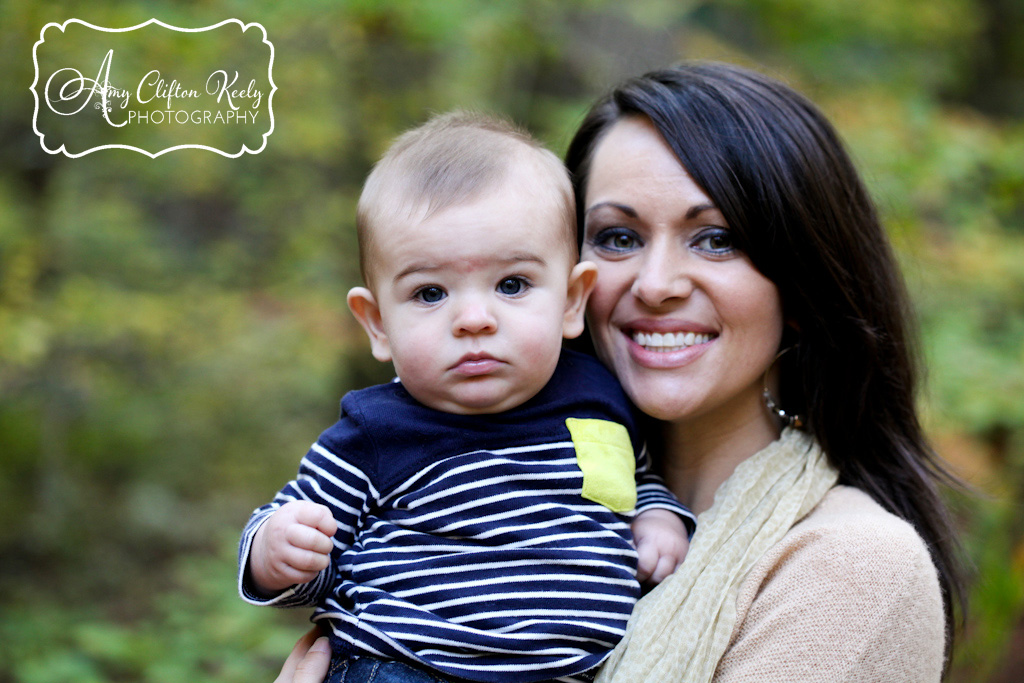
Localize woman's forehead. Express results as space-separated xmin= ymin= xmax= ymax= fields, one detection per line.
xmin=585 ymin=118 xmax=713 ymax=210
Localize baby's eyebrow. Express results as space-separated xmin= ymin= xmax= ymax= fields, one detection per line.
xmin=394 ymin=252 xmax=547 ymax=281
xmin=501 ymin=251 xmax=547 ymax=266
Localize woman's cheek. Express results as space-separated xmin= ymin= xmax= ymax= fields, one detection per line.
xmin=583 ymin=305 xmax=615 ymax=370
xmin=585 ymin=268 xmax=628 ymax=356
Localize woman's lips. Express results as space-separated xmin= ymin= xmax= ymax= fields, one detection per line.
xmin=621 ymin=323 xmax=716 ymax=367
xmin=631 ymin=330 xmax=714 ymax=352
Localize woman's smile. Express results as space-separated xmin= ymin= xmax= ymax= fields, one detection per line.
xmin=622 ymin=319 xmax=717 ymax=368
xmin=629 ymin=330 xmax=715 ymax=352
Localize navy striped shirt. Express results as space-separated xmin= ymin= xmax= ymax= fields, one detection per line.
xmin=239 ymin=350 xmax=693 ymax=682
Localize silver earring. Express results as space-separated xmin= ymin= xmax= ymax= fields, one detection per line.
xmin=763 ymin=347 xmax=804 ymax=429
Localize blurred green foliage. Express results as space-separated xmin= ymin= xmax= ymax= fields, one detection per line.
xmin=1 ymin=0 xmax=1022 ymax=680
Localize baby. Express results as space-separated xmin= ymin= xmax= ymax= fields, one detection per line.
xmin=239 ymin=112 xmax=693 ymax=683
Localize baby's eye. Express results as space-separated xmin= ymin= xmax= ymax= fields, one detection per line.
xmin=497 ymin=277 xmax=528 ymax=296
xmin=414 ymin=286 xmax=446 ymax=303
xmin=693 ymin=228 xmax=735 ymax=255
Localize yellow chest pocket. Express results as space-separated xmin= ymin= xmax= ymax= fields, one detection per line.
xmin=565 ymin=417 xmax=637 ymax=513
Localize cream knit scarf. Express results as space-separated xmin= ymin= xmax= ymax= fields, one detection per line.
xmin=596 ymin=427 xmax=839 ymax=683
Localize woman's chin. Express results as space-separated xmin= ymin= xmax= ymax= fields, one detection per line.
xmin=636 ymin=401 xmax=693 ymax=422
xmin=620 ymin=380 xmax=698 ymax=422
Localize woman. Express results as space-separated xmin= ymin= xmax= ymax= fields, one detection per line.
xmin=280 ymin=61 xmax=966 ymax=682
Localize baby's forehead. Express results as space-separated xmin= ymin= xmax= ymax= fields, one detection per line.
xmin=364 ymin=200 xmax=573 ymax=288
xmin=377 ymin=203 xmax=567 ymax=264
xmin=406 ymin=145 xmax=564 ymax=210
xmin=375 ymin=166 xmax=571 ymax=237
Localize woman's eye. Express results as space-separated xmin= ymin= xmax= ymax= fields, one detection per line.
xmin=497 ymin=277 xmax=527 ymax=296
xmin=591 ymin=227 xmax=640 ymax=252
xmin=415 ymin=286 xmax=446 ymax=303
xmin=611 ymin=234 xmax=636 ymax=249
xmin=693 ymin=228 xmax=735 ymax=254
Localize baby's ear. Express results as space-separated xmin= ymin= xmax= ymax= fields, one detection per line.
xmin=347 ymin=287 xmax=392 ymax=362
xmin=562 ymin=261 xmax=598 ymax=339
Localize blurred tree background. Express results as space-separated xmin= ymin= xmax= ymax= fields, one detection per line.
xmin=1 ymin=0 xmax=1023 ymax=680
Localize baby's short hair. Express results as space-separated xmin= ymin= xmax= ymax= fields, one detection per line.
xmin=356 ymin=111 xmax=576 ymax=285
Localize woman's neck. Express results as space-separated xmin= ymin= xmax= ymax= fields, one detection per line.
xmin=660 ymin=412 xmax=781 ymax=514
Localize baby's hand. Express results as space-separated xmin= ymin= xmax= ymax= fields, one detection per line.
xmin=632 ymin=508 xmax=690 ymax=586
xmin=250 ymin=500 xmax=338 ymax=594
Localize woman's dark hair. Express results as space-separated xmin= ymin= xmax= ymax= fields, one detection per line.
xmin=566 ymin=61 xmax=966 ymax=666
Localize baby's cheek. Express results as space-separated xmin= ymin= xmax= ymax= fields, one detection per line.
xmin=392 ymin=342 xmax=439 ymax=388
xmin=519 ymin=334 xmax=564 ymax=390
xmin=520 ymin=315 xmax=563 ymax=357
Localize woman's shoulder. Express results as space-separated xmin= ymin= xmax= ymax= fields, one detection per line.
xmin=751 ymin=484 xmax=941 ymax=600
xmin=717 ymin=485 xmax=946 ymax=682
xmin=790 ymin=484 xmax=930 ymax=551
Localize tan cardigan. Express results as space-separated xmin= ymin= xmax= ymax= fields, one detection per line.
xmin=711 ymin=485 xmax=946 ymax=682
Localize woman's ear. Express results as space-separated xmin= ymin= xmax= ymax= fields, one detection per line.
xmin=562 ymin=261 xmax=599 ymax=339
xmin=347 ymin=287 xmax=392 ymax=362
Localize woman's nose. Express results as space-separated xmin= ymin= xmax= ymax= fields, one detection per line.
xmin=452 ymin=297 xmax=498 ymax=335
xmin=631 ymin=244 xmax=694 ymax=308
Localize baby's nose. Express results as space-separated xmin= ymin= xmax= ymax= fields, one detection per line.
xmin=452 ymin=298 xmax=498 ymax=335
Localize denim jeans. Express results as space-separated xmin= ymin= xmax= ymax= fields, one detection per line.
xmin=327 ymin=656 xmax=455 ymax=683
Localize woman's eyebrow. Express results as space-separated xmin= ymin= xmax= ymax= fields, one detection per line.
xmin=686 ymin=203 xmax=719 ymax=220
xmin=585 ymin=201 xmax=720 ymax=220
xmin=585 ymin=201 xmax=637 ymax=217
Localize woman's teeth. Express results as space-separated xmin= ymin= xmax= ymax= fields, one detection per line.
xmin=631 ymin=331 xmax=712 ymax=351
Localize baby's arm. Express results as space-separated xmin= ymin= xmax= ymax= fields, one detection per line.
xmin=239 ymin=411 xmax=374 ymax=605
xmin=633 ymin=444 xmax=696 ymax=586
xmin=632 ymin=508 xmax=689 ymax=585
xmin=249 ymin=500 xmax=338 ymax=595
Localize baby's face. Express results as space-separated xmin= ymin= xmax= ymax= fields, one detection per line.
xmin=356 ymin=174 xmax=588 ymax=414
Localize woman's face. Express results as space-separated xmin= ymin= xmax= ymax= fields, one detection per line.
xmin=580 ymin=116 xmax=784 ymax=428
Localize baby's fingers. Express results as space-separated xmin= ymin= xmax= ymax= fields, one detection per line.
xmin=287 ymin=519 xmax=335 ymax=555
xmin=291 ymin=501 xmax=338 ymax=538
xmin=648 ymin=555 xmax=677 ymax=585
xmin=281 ymin=542 xmax=332 ymax=574
xmin=635 ymin=542 xmax=658 ymax=584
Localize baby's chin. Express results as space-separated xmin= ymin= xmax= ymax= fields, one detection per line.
xmin=406 ymin=382 xmax=546 ymax=416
